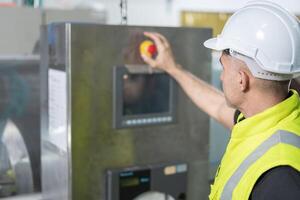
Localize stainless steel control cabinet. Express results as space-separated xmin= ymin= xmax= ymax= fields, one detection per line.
xmin=41 ymin=24 xmax=212 ymax=200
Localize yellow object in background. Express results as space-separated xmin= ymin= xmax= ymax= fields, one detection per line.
xmin=181 ymin=12 xmax=231 ymax=37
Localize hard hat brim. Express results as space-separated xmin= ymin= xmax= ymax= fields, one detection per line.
xmin=203 ymin=38 xmax=227 ymax=51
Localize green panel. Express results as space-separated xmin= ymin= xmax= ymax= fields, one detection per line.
xmin=71 ymin=27 xmax=135 ymax=199
xmin=61 ymin=25 xmax=213 ymax=200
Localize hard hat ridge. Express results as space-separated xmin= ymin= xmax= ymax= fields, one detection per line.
xmin=204 ymin=0 xmax=300 ymax=80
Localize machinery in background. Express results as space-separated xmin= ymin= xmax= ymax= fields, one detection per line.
xmin=0 ymin=56 xmax=40 ymax=198
xmin=41 ymin=24 xmax=212 ymax=200
xmin=0 ymin=120 xmax=33 ymax=197
xmin=106 ymin=162 xmax=187 ymax=200
xmin=0 ymin=7 xmax=106 ymax=198
xmin=0 ymin=4 xmax=109 ymax=200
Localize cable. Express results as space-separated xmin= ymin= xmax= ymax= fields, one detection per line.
xmin=120 ymin=0 xmax=128 ymax=25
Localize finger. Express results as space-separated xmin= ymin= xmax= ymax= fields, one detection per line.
xmin=144 ymin=31 xmax=157 ymax=39
xmin=141 ymin=54 xmax=157 ymax=68
xmin=144 ymin=32 xmax=165 ymax=50
xmin=153 ymin=32 xmax=170 ymax=48
xmin=145 ymin=31 xmax=168 ymax=47
xmin=144 ymin=32 xmax=163 ymax=48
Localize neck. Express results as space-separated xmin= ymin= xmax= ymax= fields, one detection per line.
xmin=238 ymin=90 xmax=289 ymax=118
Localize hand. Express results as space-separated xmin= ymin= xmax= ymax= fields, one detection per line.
xmin=141 ymin=32 xmax=179 ymax=73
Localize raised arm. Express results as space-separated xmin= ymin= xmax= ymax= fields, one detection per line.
xmin=141 ymin=32 xmax=235 ymax=130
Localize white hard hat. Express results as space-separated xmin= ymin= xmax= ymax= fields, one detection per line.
xmin=204 ymin=0 xmax=300 ymax=80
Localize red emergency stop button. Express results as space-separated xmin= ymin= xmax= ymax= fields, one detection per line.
xmin=140 ymin=40 xmax=157 ymax=58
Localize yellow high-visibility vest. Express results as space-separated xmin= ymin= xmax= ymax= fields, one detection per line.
xmin=209 ymin=90 xmax=300 ymax=200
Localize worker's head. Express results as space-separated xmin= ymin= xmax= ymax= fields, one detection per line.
xmin=219 ymin=49 xmax=290 ymax=108
xmin=204 ymin=0 xmax=300 ymax=107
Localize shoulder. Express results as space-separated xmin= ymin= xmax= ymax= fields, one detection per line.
xmin=250 ymin=166 xmax=300 ymax=200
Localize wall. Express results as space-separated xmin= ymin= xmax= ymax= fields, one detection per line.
xmin=0 ymin=7 xmax=41 ymax=55
xmin=102 ymin=0 xmax=300 ymax=26
xmin=0 ymin=7 xmax=106 ymax=55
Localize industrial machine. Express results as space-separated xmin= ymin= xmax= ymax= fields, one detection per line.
xmin=41 ymin=24 xmax=212 ymax=200
xmin=106 ymin=162 xmax=187 ymax=200
xmin=0 ymin=56 xmax=40 ymax=197
xmin=0 ymin=7 xmax=106 ymax=199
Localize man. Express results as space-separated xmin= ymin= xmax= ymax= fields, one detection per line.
xmin=141 ymin=1 xmax=300 ymax=200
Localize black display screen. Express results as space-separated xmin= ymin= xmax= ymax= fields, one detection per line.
xmin=122 ymin=73 xmax=170 ymax=116
xmin=119 ymin=170 xmax=151 ymax=200
xmin=113 ymin=66 xmax=176 ymax=129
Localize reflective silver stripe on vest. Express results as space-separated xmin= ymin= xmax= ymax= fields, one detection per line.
xmin=220 ymin=130 xmax=300 ymax=200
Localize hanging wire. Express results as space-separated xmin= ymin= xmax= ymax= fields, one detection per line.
xmin=120 ymin=0 xmax=128 ymax=25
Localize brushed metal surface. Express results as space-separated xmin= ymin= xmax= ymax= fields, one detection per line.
xmin=0 ymin=57 xmax=40 ymax=197
xmin=41 ymin=24 xmax=212 ymax=200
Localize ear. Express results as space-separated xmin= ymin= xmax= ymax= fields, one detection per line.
xmin=238 ymin=70 xmax=250 ymax=92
